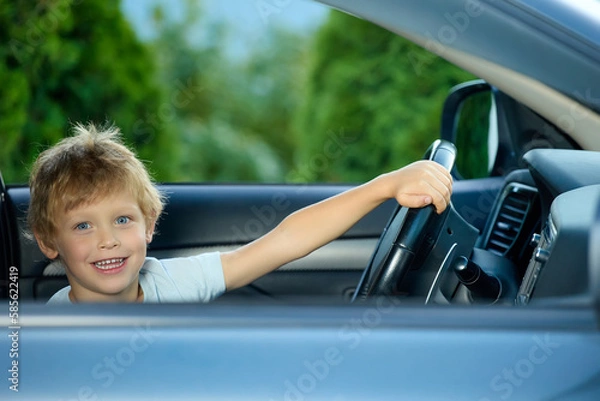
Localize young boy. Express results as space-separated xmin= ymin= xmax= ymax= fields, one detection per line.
xmin=30 ymin=123 xmax=452 ymax=304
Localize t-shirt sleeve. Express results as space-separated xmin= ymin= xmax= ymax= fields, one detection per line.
xmin=46 ymin=286 xmax=72 ymax=304
xmin=140 ymin=252 xmax=226 ymax=303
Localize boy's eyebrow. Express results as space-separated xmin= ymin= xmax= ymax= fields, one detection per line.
xmin=111 ymin=202 xmax=144 ymax=213
xmin=112 ymin=208 xmax=142 ymax=216
xmin=62 ymin=201 xmax=142 ymax=220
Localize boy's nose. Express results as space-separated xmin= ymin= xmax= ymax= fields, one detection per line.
xmin=98 ymin=230 xmax=120 ymax=250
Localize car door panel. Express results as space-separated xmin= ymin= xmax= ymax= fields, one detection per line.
xmin=4 ymin=303 xmax=599 ymax=400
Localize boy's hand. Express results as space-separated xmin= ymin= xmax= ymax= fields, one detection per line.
xmin=381 ymin=160 xmax=453 ymax=214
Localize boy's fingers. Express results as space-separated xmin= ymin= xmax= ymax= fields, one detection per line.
xmin=435 ymin=191 xmax=449 ymax=214
xmin=425 ymin=173 xmax=452 ymax=208
xmin=398 ymin=191 xmax=447 ymax=213
xmin=395 ymin=160 xmax=453 ymax=213
xmin=421 ymin=178 xmax=450 ymax=213
xmin=432 ymin=165 xmax=453 ymax=191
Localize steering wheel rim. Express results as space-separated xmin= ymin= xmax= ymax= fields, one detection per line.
xmin=352 ymin=139 xmax=457 ymax=301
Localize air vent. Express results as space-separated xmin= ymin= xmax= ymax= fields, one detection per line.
xmin=484 ymin=183 xmax=537 ymax=256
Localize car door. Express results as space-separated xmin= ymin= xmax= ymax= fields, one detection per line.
xmin=4 ymin=300 xmax=599 ymax=400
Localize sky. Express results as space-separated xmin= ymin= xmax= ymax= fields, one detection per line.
xmin=121 ymin=0 xmax=329 ymax=58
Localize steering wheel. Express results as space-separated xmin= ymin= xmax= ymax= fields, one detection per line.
xmin=352 ymin=139 xmax=457 ymax=301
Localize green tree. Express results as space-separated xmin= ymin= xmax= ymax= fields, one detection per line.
xmin=148 ymin=1 xmax=272 ymax=182
xmin=235 ymin=26 xmax=310 ymax=172
xmin=0 ymin=0 xmax=177 ymax=183
xmin=293 ymin=10 xmax=475 ymax=183
xmin=149 ymin=1 xmax=307 ymax=182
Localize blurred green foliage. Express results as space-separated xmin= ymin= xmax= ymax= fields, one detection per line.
xmin=147 ymin=0 xmax=305 ymax=182
xmin=0 ymin=0 xmax=177 ymax=183
xmin=0 ymin=0 xmax=476 ymax=185
xmin=294 ymin=11 xmax=475 ymax=182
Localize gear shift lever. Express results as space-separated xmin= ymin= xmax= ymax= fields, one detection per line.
xmin=452 ymin=256 xmax=501 ymax=302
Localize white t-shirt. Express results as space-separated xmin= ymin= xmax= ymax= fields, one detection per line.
xmin=46 ymin=252 xmax=226 ymax=304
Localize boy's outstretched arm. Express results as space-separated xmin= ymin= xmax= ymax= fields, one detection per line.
xmin=220 ymin=160 xmax=452 ymax=291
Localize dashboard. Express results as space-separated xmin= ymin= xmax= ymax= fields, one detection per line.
xmin=471 ymin=148 xmax=600 ymax=307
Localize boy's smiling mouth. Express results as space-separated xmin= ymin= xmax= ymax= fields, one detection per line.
xmin=93 ymin=257 xmax=127 ymax=272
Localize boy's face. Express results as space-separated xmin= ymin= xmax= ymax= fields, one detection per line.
xmin=38 ymin=191 xmax=155 ymax=302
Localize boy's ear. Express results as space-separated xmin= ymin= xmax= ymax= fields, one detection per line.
xmin=35 ymin=232 xmax=59 ymax=260
xmin=146 ymin=219 xmax=156 ymax=244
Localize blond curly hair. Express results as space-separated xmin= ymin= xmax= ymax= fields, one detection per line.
xmin=28 ymin=122 xmax=165 ymax=249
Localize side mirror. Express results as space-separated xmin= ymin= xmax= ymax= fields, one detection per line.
xmin=441 ymin=80 xmax=498 ymax=180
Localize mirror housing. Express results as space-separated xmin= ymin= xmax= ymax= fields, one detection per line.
xmin=441 ymin=79 xmax=499 ymax=180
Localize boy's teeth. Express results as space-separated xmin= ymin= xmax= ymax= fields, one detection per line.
xmin=94 ymin=258 xmax=124 ymax=270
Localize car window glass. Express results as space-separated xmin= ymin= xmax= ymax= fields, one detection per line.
xmin=1 ymin=0 xmax=475 ymax=185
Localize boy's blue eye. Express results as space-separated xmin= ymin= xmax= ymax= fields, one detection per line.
xmin=116 ymin=216 xmax=130 ymax=225
xmin=75 ymin=222 xmax=90 ymax=230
